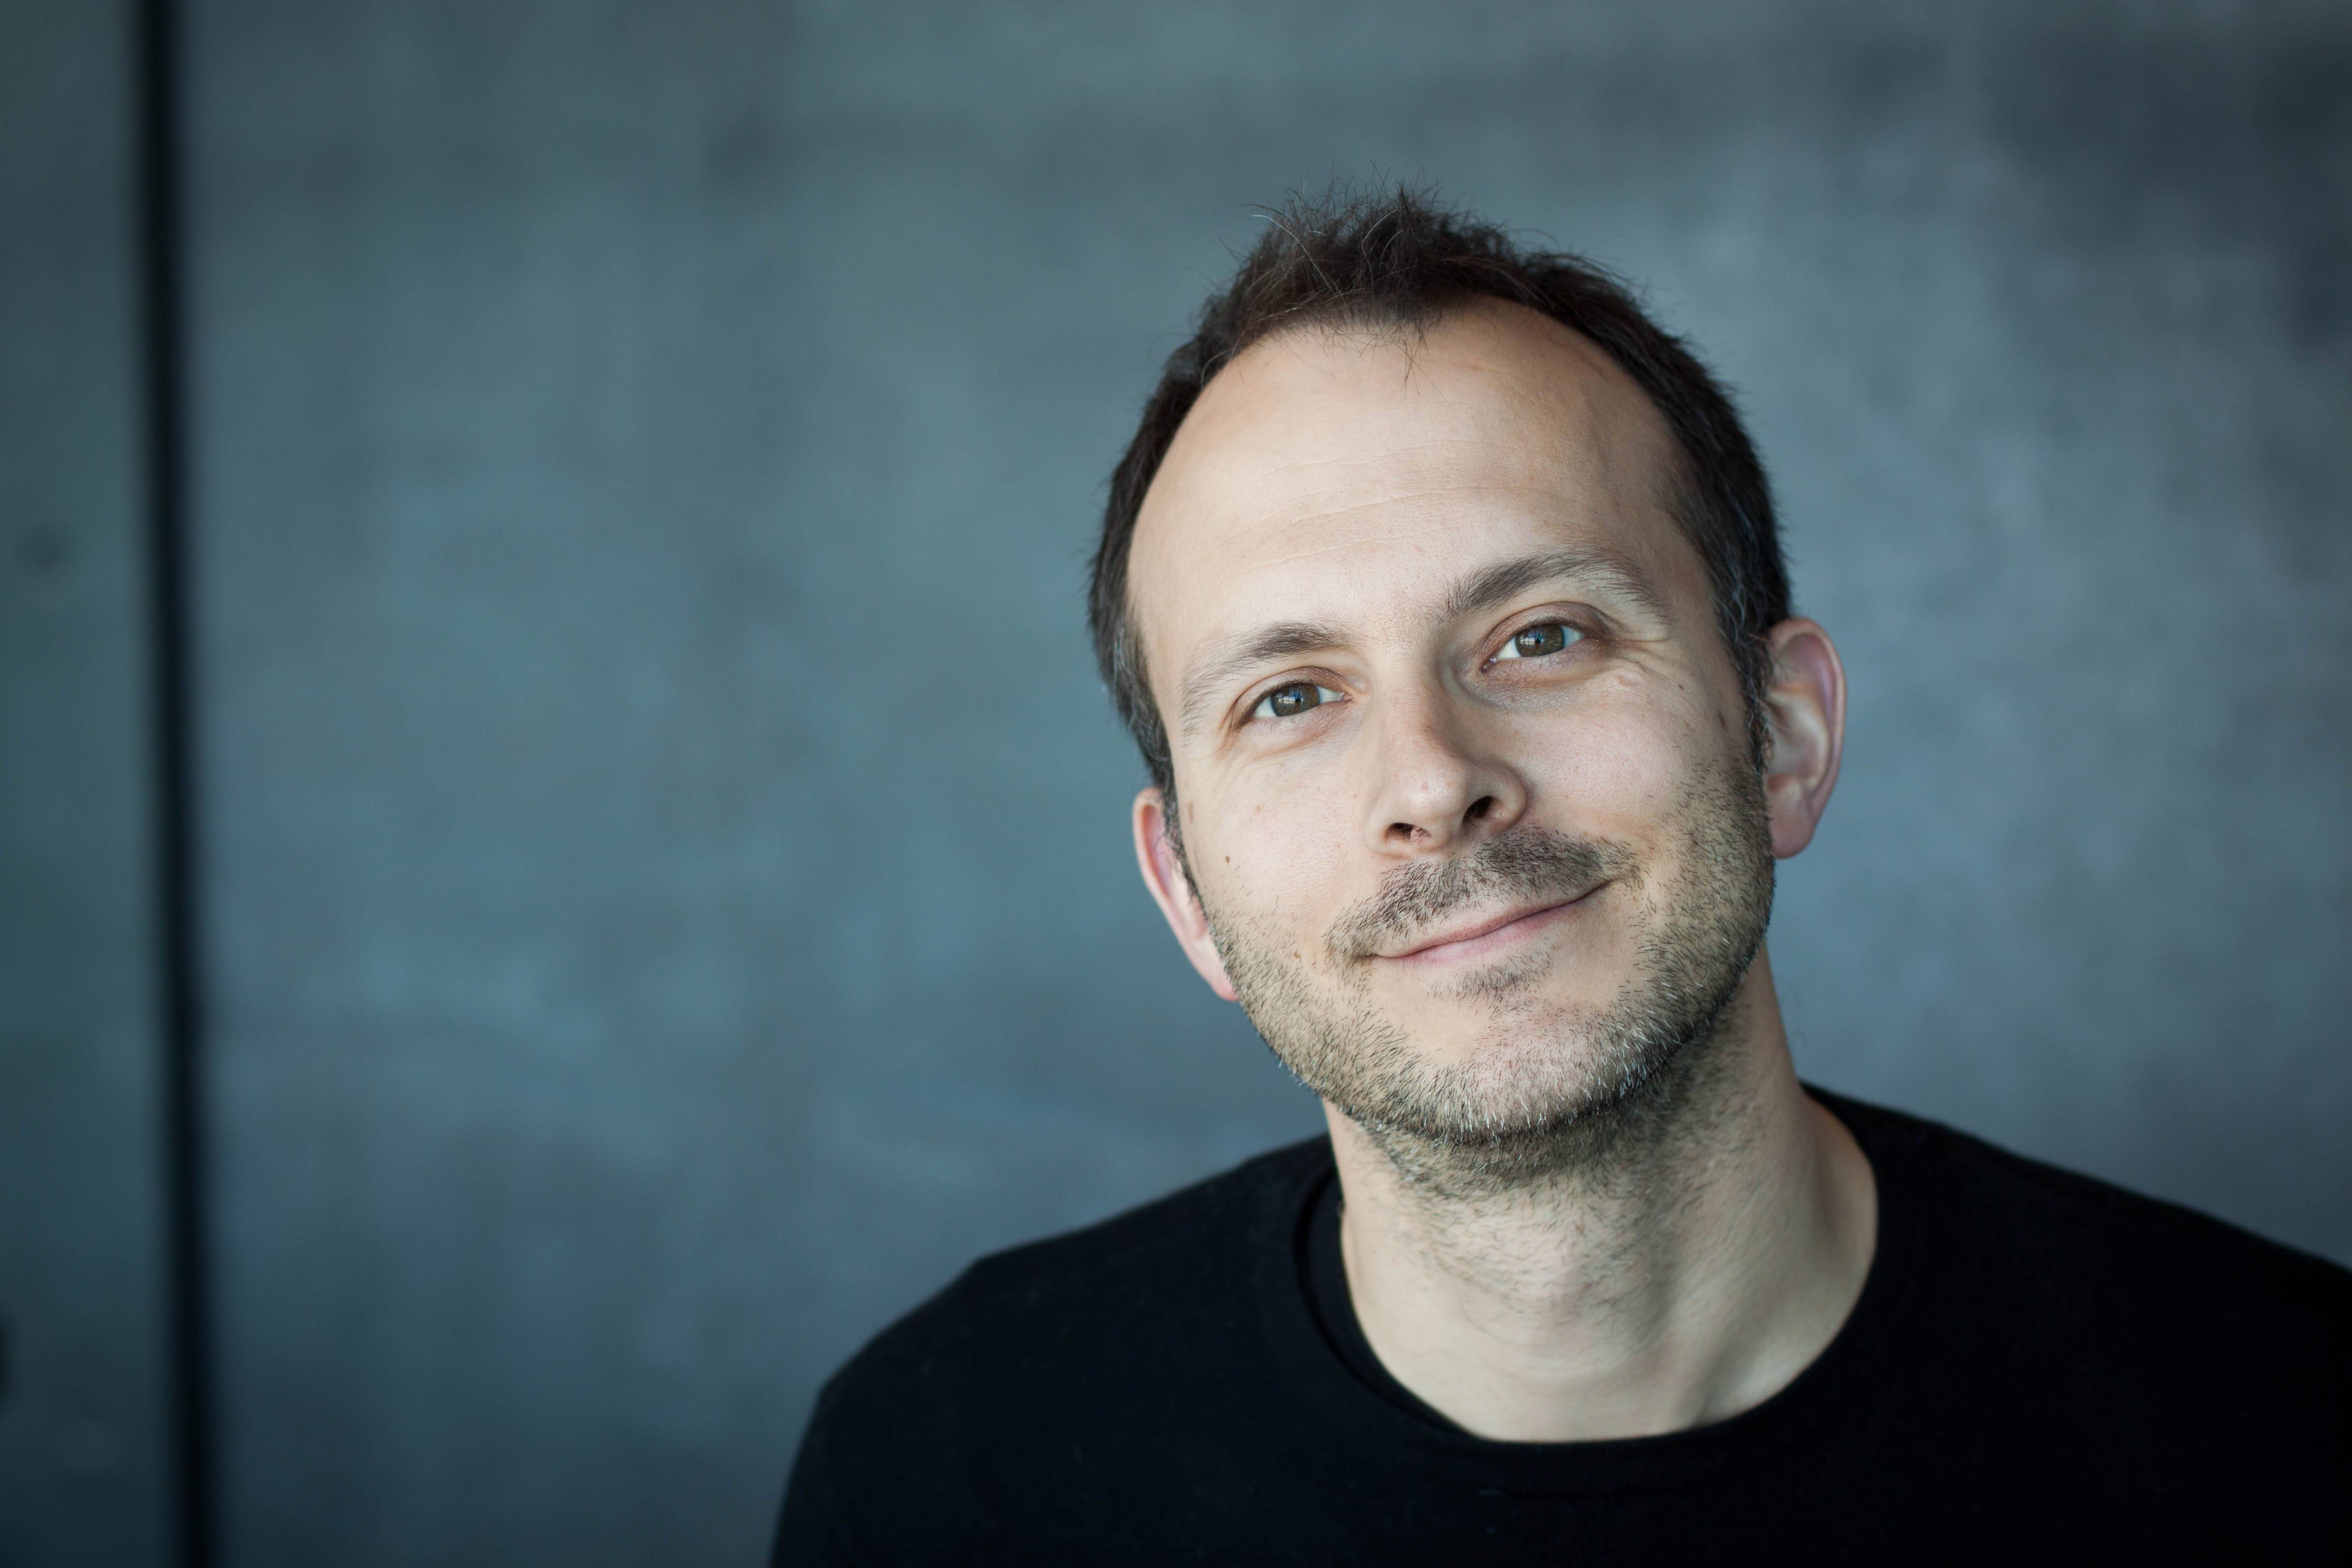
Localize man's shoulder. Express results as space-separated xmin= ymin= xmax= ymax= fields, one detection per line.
xmin=864 ymin=1132 xmax=1324 ymax=1365
xmin=1827 ymin=1090 xmax=2352 ymax=1357
xmin=778 ymin=1136 xmax=1329 ymax=1561
xmin=803 ymin=1133 xmax=1327 ymax=1427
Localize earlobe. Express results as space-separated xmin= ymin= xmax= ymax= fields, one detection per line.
xmin=1759 ymin=619 xmax=1847 ymax=859
xmin=1131 ymin=788 xmax=1241 ymax=1002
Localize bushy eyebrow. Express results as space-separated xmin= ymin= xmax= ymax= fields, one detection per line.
xmin=1174 ymin=546 xmax=1672 ymax=739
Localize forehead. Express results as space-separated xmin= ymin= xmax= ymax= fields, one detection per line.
xmin=1128 ymin=297 xmax=1699 ymax=680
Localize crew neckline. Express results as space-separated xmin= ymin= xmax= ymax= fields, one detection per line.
xmin=1261 ymin=1089 xmax=1928 ymax=1496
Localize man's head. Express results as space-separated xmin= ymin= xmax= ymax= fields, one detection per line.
xmin=1091 ymin=190 xmax=1844 ymax=1183
xmin=1092 ymin=189 xmax=1791 ymax=798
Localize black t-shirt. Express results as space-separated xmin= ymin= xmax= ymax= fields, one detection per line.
xmin=776 ymin=1093 xmax=2350 ymax=1564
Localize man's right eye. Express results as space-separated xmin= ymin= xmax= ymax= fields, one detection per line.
xmin=1254 ymin=683 xmax=1340 ymax=720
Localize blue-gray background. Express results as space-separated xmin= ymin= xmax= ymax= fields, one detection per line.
xmin=6 ymin=0 xmax=2349 ymax=1563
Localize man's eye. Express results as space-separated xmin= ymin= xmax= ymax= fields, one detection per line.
xmin=1253 ymin=682 xmax=1342 ymax=720
xmin=1494 ymin=622 xmax=1579 ymax=661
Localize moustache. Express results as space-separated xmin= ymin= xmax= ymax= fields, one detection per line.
xmin=1324 ymin=828 xmax=1632 ymax=964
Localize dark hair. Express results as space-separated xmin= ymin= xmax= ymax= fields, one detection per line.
xmin=1088 ymin=186 xmax=1789 ymax=798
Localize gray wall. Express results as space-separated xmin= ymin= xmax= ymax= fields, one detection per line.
xmin=0 ymin=2 xmax=179 ymax=1565
xmin=10 ymin=0 xmax=2350 ymax=1562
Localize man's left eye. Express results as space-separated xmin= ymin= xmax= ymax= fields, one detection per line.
xmin=1494 ymin=623 xmax=1579 ymax=661
xmin=1253 ymin=682 xmax=1344 ymax=720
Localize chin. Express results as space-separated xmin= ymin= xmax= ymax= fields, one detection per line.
xmin=1353 ymin=995 xmax=1656 ymax=1131
xmin=1450 ymin=1012 xmax=1635 ymax=1108
xmin=1390 ymin=964 xmax=1627 ymax=1050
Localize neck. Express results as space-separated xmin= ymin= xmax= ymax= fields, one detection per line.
xmin=1325 ymin=951 xmax=1876 ymax=1441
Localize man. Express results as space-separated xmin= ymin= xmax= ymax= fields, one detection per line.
xmin=776 ymin=191 xmax=2348 ymax=1563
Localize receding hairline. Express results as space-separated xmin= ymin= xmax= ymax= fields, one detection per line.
xmin=1133 ymin=294 xmax=1686 ymax=556
xmin=1161 ymin=294 xmax=1648 ymax=452
xmin=1127 ymin=300 xmax=1707 ymax=747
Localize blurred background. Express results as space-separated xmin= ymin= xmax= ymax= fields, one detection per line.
xmin=5 ymin=0 xmax=2349 ymax=1562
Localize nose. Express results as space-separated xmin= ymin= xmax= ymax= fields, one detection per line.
xmin=1359 ymin=681 xmax=1528 ymax=857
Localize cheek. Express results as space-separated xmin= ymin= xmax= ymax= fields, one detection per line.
xmin=1184 ymin=777 xmax=1358 ymax=939
xmin=1514 ymin=674 xmax=1717 ymax=838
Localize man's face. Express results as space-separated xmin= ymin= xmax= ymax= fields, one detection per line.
xmin=1127 ymin=299 xmax=1782 ymax=1155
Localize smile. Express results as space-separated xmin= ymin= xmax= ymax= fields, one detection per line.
xmin=1377 ymin=887 xmax=1602 ymax=967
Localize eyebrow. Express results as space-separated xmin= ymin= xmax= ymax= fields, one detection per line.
xmin=1177 ymin=620 xmax=1347 ymax=738
xmin=1174 ymin=545 xmax=1673 ymax=739
xmin=1442 ymin=546 xmax=1671 ymax=626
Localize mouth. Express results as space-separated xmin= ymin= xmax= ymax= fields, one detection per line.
xmin=1377 ymin=886 xmax=1603 ymax=966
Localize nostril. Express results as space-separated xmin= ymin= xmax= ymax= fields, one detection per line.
xmin=1466 ymin=796 xmax=1495 ymax=823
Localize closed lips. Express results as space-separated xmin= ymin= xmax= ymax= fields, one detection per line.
xmin=1380 ymin=890 xmax=1596 ymax=962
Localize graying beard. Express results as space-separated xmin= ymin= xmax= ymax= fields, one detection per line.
xmin=1208 ymin=760 xmax=1775 ymax=1199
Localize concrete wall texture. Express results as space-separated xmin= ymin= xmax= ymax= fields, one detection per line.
xmin=0 ymin=1 xmax=179 ymax=1563
xmin=6 ymin=0 xmax=2348 ymax=1562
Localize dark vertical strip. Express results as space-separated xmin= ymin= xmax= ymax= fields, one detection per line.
xmin=136 ymin=0 xmax=214 ymax=1564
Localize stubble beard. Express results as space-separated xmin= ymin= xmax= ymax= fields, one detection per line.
xmin=1200 ymin=757 xmax=1777 ymax=1200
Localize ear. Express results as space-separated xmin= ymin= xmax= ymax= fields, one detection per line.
xmin=1759 ymin=618 xmax=1847 ymax=859
xmin=1132 ymin=787 xmax=1240 ymax=1002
